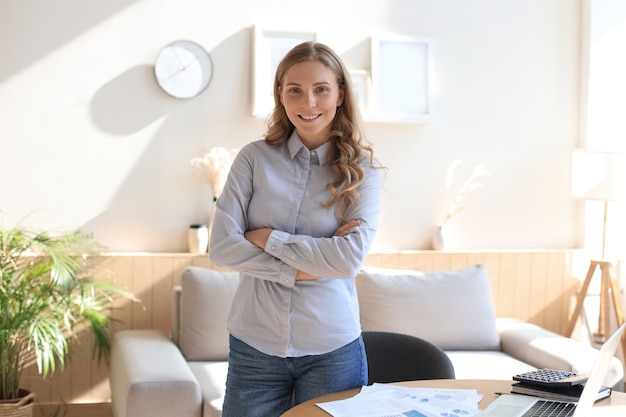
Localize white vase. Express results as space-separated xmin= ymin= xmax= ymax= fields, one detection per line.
xmin=432 ymin=224 xmax=450 ymax=250
xmin=188 ymin=224 xmax=209 ymax=254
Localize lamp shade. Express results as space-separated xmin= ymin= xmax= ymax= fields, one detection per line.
xmin=572 ymin=149 xmax=626 ymax=201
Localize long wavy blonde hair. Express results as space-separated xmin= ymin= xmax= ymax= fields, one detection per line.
xmin=265 ymin=41 xmax=377 ymax=223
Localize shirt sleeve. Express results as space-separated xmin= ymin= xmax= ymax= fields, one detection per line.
xmin=264 ymin=160 xmax=382 ymax=279
xmin=208 ymin=144 xmax=298 ymax=287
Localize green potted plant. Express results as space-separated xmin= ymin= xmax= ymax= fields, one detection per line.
xmin=0 ymin=222 xmax=134 ymax=416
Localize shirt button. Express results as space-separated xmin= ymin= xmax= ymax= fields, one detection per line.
xmin=271 ymin=245 xmax=277 ymax=251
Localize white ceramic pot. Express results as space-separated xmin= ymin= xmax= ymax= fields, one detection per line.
xmin=432 ymin=224 xmax=450 ymax=250
xmin=188 ymin=224 xmax=209 ymax=254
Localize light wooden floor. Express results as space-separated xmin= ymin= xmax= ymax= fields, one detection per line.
xmin=34 ymin=403 xmax=112 ymax=417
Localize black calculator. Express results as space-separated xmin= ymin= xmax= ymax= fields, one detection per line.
xmin=512 ymin=369 xmax=589 ymax=387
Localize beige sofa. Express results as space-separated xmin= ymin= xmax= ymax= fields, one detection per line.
xmin=110 ymin=264 xmax=624 ymax=417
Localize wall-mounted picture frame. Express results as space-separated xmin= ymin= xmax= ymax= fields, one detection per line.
xmin=252 ymin=26 xmax=316 ymax=118
xmin=370 ymin=34 xmax=432 ymax=123
xmin=348 ymin=69 xmax=371 ymax=115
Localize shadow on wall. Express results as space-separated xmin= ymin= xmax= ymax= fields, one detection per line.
xmin=90 ymin=64 xmax=173 ymax=135
xmin=81 ymin=28 xmax=258 ymax=252
xmin=0 ymin=0 xmax=138 ymax=83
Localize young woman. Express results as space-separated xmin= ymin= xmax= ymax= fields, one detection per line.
xmin=209 ymin=41 xmax=383 ymax=416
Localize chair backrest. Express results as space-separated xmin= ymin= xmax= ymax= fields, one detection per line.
xmin=362 ymin=331 xmax=455 ymax=385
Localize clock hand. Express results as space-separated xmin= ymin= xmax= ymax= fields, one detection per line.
xmin=173 ymin=48 xmax=200 ymax=70
xmin=170 ymin=45 xmax=202 ymax=71
xmin=180 ymin=54 xmax=201 ymax=70
xmin=160 ymin=55 xmax=201 ymax=82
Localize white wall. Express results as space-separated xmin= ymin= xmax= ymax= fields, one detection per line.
xmin=583 ymin=0 xmax=626 ymax=339
xmin=585 ymin=0 xmax=626 ymax=261
xmin=0 ymin=0 xmax=582 ymax=252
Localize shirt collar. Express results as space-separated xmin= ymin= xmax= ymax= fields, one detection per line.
xmin=287 ymin=132 xmax=332 ymax=166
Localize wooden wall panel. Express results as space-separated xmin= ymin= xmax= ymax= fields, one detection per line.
xmin=21 ymin=250 xmax=584 ymax=404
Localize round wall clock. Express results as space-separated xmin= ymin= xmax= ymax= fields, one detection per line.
xmin=154 ymin=40 xmax=213 ymax=99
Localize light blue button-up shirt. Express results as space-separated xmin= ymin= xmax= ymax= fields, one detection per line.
xmin=209 ymin=132 xmax=382 ymax=357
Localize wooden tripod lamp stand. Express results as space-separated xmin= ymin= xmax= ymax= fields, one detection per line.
xmin=566 ymin=150 xmax=626 ymax=353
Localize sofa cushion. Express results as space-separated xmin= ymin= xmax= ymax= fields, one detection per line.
xmin=187 ymin=361 xmax=228 ymax=417
xmin=446 ymin=350 xmax=535 ymax=380
xmin=180 ymin=267 xmax=239 ymax=360
xmin=356 ymin=264 xmax=500 ymax=350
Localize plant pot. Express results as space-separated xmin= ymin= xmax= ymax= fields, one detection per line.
xmin=0 ymin=390 xmax=35 ymax=417
xmin=188 ymin=224 xmax=209 ymax=254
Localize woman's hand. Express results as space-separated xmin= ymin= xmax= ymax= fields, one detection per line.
xmin=296 ymin=270 xmax=318 ymax=281
xmin=333 ymin=219 xmax=360 ymax=237
xmin=244 ymin=228 xmax=272 ymax=249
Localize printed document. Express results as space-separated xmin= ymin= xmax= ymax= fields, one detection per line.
xmin=316 ymin=384 xmax=482 ymax=417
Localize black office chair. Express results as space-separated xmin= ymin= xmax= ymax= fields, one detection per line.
xmin=362 ymin=331 xmax=455 ymax=385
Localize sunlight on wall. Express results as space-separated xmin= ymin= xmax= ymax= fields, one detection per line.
xmin=587 ymin=15 xmax=626 ymax=149
xmin=586 ymin=1 xmax=626 ymax=264
xmin=580 ymin=0 xmax=626 ymax=344
xmin=583 ymin=201 xmax=626 ymax=259
xmin=0 ymin=1 xmax=589 ymax=252
xmin=586 ymin=2 xmax=626 ymax=149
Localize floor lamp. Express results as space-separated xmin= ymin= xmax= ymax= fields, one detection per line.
xmin=566 ymin=150 xmax=626 ymax=353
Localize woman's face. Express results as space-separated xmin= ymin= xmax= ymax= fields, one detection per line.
xmin=279 ymin=60 xmax=344 ymax=150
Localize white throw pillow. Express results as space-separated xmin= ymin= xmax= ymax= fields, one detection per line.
xmin=356 ymin=264 xmax=500 ymax=350
xmin=179 ymin=267 xmax=239 ymax=360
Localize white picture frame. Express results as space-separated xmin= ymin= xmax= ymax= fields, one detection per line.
xmin=252 ymin=26 xmax=316 ymax=118
xmin=370 ymin=34 xmax=432 ymax=123
xmin=349 ymin=69 xmax=371 ymax=115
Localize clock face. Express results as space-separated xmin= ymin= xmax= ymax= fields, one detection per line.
xmin=154 ymin=40 xmax=213 ymax=99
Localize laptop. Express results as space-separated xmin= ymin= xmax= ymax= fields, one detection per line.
xmin=478 ymin=323 xmax=626 ymax=417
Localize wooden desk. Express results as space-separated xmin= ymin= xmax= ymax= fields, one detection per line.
xmin=280 ymin=379 xmax=626 ymax=416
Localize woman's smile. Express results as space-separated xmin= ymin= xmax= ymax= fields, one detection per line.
xmin=299 ymin=113 xmax=322 ymax=120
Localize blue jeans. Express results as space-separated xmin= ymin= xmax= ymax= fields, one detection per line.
xmin=221 ymin=334 xmax=367 ymax=417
